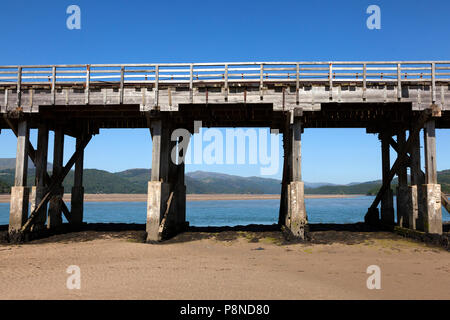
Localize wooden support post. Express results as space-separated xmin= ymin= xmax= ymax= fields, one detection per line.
xmin=367 ymin=109 xmax=431 ymax=223
xmin=30 ymin=124 xmax=49 ymax=231
xmin=396 ymin=130 xmax=409 ymax=227
xmin=164 ymin=138 xmax=178 ymax=233
xmin=9 ymin=120 xmax=30 ymax=233
xmin=20 ymin=134 xmax=92 ymax=233
xmin=278 ymin=127 xmax=289 ymax=226
xmin=71 ymin=134 xmax=85 ymax=227
xmin=175 ymin=160 xmax=187 ymax=231
xmin=380 ymin=132 xmax=394 ymax=225
xmin=47 ymin=128 xmax=64 ymax=229
xmin=421 ymin=119 xmax=442 ymax=234
xmin=424 ymin=120 xmax=437 ymax=184
xmin=291 ymin=115 xmax=302 ymax=182
xmin=147 ymin=119 xmax=171 ymax=242
xmin=408 ymin=129 xmax=422 ymax=230
xmin=281 ymin=112 xmax=307 ymax=240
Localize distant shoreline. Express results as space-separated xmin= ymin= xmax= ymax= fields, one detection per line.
xmin=0 ymin=193 xmax=364 ymax=203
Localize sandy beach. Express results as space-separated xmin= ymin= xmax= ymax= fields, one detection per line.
xmin=0 ymin=193 xmax=362 ymax=203
xmin=0 ymin=226 xmax=448 ymax=300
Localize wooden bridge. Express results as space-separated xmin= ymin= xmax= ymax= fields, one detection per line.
xmin=1 ymin=61 xmax=449 ymax=241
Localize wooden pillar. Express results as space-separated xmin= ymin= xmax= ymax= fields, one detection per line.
xmin=282 ymin=114 xmax=307 ymax=240
xmin=71 ymin=134 xmax=85 ymax=227
xmin=291 ymin=116 xmax=302 ymax=182
xmin=173 ymin=134 xmax=188 ymax=232
xmin=278 ymin=129 xmax=289 ymax=226
xmin=30 ymin=124 xmax=49 ymax=231
xmin=166 ymin=138 xmax=179 ymax=233
xmin=396 ymin=130 xmax=409 ymax=227
xmin=421 ymin=119 xmax=442 ymax=234
xmin=408 ymin=129 xmax=422 ymax=230
xmin=147 ymin=119 xmax=171 ymax=242
xmin=175 ymin=161 xmax=187 ymax=231
xmin=9 ymin=120 xmax=30 ymax=233
xmin=380 ymin=132 xmax=394 ymax=225
xmin=47 ymin=128 xmax=64 ymax=229
xmin=424 ymin=120 xmax=437 ymax=184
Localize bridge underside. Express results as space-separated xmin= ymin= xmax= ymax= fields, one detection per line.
xmin=1 ymin=102 xmax=447 ymax=242
xmin=3 ymin=102 xmax=450 ymax=131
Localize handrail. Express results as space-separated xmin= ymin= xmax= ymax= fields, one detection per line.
xmin=1 ymin=61 xmax=450 ymax=88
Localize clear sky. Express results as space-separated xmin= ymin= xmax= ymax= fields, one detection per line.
xmin=1 ymin=0 xmax=450 ymax=184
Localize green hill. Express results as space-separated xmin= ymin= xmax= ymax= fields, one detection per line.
xmin=304 ymin=181 xmax=382 ymax=195
xmin=1 ymin=158 xmax=450 ymax=195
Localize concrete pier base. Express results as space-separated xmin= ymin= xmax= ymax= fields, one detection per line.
xmin=9 ymin=186 xmax=30 ymax=233
xmin=146 ymin=180 xmax=187 ymax=242
xmin=284 ymin=181 xmax=307 ymax=239
xmin=30 ymin=186 xmax=47 ymax=231
xmin=71 ymin=186 xmax=84 ymax=227
xmin=146 ymin=181 xmax=170 ymax=242
xmin=407 ymin=185 xmax=419 ymax=230
xmin=421 ymin=184 xmax=443 ymax=235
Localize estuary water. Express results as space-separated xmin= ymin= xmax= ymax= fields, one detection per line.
xmin=0 ymin=196 xmax=449 ymax=226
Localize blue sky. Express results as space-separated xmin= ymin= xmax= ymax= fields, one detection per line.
xmin=1 ymin=0 xmax=450 ymax=184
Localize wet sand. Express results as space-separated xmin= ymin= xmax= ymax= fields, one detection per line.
xmin=0 ymin=226 xmax=448 ymax=300
xmin=0 ymin=193 xmax=362 ymax=203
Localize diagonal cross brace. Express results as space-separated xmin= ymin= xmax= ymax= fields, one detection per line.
xmin=4 ymin=117 xmax=72 ymax=219
xmin=388 ymin=126 xmax=450 ymax=215
xmin=367 ymin=108 xmax=436 ymax=214
xmin=60 ymin=198 xmax=73 ymax=223
xmin=20 ymin=134 xmax=92 ymax=233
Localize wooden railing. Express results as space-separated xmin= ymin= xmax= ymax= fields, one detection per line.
xmin=1 ymin=61 xmax=450 ymax=106
xmin=1 ymin=61 xmax=450 ymax=85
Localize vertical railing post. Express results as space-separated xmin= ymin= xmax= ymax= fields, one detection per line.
xmin=154 ymin=65 xmax=159 ymax=107
xmin=189 ymin=64 xmax=193 ymax=103
xmin=85 ymin=64 xmax=90 ymax=104
xmin=397 ymin=63 xmax=402 ymax=100
xmin=329 ymin=63 xmax=333 ymax=100
xmin=259 ymin=63 xmax=264 ymax=100
xmin=363 ymin=63 xmax=367 ymax=101
xmin=224 ymin=63 xmax=228 ymax=102
xmin=431 ymin=62 xmax=436 ymax=104
xmin=51 ymin=66 xmax=56 ymax=105
xmin=120 ymin=66 xmax=125 ymax=104
xmin=16 ymin=67 xmax=22 ymax=108
xmin=296 ymin=63 xmax=300 ymax=105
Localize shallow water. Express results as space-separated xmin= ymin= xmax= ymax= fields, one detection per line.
xmin=1 ymin=195 xmax=449 ymax=227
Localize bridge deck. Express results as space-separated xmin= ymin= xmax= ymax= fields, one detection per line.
xmin=0 ymin=62 xmax=449 ymax=124
xmin=1 ymin=61 xmax=450 ymax=133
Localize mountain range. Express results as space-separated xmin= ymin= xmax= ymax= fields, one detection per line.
xmin=1 ymin=158 xmax=450 ymax=195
